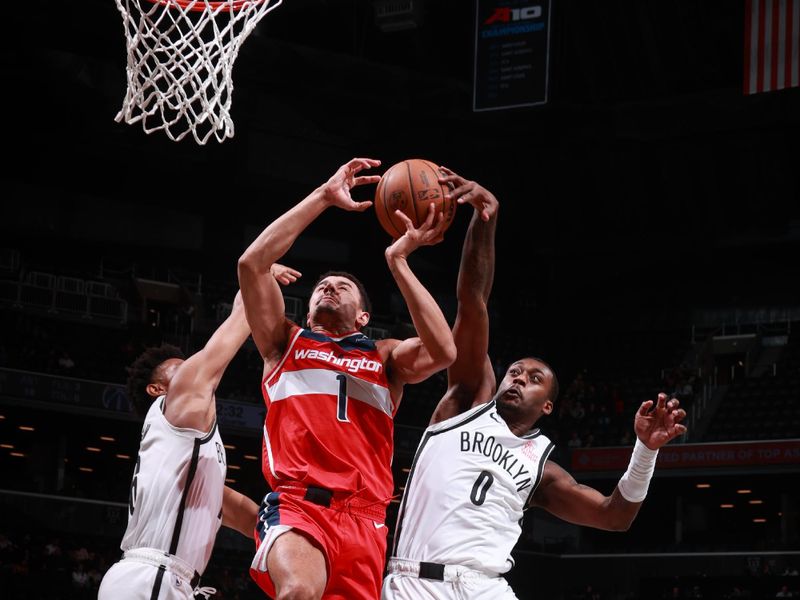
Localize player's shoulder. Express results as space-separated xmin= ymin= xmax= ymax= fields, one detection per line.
xmin=427 ymin=399 xmax=495 ymax=434
xmin=375 ymin=337 xmax=402 ymax=359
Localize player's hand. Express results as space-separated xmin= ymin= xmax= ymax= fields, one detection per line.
xmin=320 ymin=158 xmax=381 ymax=212
xmin=385 ymin=203 xmax=447 ymax=261
xmin=634 ymin=392 xmax=687 ymax=450
xmin=439 ymin=166 xmax=498 ymax=222
xmin=270 ymin=263 xmax=302 ymax=286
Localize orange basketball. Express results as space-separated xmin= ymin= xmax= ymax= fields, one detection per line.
xmin=374 ymin=159 xmax=456 ymax=238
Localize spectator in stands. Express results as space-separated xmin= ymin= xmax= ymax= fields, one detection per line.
xmin=567 ymin=429 xmax=583 ymax=448
xmin=725 ymin=584 xmax=748 ymax=598
xmin=57 ymin=349 xmax=76 ymax=374
xmin=71 ymin=561 xmax=91 ymax=592
xmin=570 ymin=399 xmax=587 ymax=421
xmin=580 ymin=583 xmax=602 ymax=599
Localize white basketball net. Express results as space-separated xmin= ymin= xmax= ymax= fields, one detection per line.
xmin=114 ymin=0 xmax=282 ymax=144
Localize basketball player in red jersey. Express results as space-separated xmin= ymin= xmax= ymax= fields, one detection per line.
xmin=238 ymin=157 xmax=457 ymax=600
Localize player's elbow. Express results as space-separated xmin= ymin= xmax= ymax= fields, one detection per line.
xmin=606 ymin=513 xmax=636 ymax=532
xmin=608 ymin=520 xmax=633 ymax=532
xmin=237 ymin=254 xmax=263 ymax=281
xmin=436 ymin=340 xmax=458 ymax=369
xmin=237 ymin=253 xmax=254 ymax=272
xmin=455 ymin=291 xmax=487 ymax=314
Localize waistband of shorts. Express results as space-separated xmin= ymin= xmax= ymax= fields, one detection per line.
xmin=122 ymin=547 xmax=201 ymax=587
xmin=274 ymin=483 xmax=387 ymax=523
xmin=386 ymin=558 xmax=498 ymax=582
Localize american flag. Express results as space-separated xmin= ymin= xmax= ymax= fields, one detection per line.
xmin=744 ymin=0 xmax=800 ymax=94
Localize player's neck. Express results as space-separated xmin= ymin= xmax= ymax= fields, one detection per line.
xmin=309 ymin=323 xmax=358 ymax=338
xmin=497 ymin=408 xmax=535 ymax=437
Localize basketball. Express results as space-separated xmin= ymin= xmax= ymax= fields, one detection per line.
xmin=374 ymin=159 xmax=456 ymax=238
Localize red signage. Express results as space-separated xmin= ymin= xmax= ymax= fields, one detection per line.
xmin=571 ymin=440 xmax=800 ymax=472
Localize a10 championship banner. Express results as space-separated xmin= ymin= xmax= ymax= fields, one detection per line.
xmin=473 ymin=0 xmax=552 ymax=111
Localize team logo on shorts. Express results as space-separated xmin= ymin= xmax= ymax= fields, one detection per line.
xmin=174 ymin=575 xmax=183 ymax=588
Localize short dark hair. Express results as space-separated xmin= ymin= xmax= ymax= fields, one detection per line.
xmin=312 ymin=271 xmax=373 ymax=315
xmin=126 ymin=344 xmax=185 ymax=417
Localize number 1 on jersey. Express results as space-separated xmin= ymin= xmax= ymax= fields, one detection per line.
xmin=336 ymin=373 xmax=350 ymax=422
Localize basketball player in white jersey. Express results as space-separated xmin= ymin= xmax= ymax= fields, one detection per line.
xmin=382 ymin=169 xmax=688 ymax=600
xmin=99 ymin=270 xmax=297 ymax=600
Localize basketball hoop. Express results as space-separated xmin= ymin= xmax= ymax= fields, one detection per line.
xmin=114 ymin=0 xmax=282 ymax=144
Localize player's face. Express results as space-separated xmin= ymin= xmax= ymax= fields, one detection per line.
xmin=494 ymin=358 xmax=554 ymax=424
xmin=308 ymin=276 xmax=368 ymax=329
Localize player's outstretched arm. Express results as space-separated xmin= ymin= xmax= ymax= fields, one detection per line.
xmin=222 ymin=485 xmax=259 ymax=539
xmin=163 ymin=291 xmax=251 ymax=431
xmin=532 ymin=393 xmax=687 ymax=531
xmin=238 ymin=158 xmax=379 ymax=361
xmin=383 ymin=204 xmax=456 ymax=390
xmin=431 ymin=169 xmax=499 ymax=425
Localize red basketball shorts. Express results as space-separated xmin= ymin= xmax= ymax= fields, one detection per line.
xmin=249 ymin=486 xmax=388 ymax=600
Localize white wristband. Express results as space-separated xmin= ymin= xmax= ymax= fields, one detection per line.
xmin=617 ymin=438 xmax=659 ymax=503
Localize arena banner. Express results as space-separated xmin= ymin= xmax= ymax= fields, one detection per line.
xmin=473 ymin=0 xmax=552 ymax=111
xmin=0 ymin=368 xmax=263 ymax=431
xmin=571 ymin=440 xmax=800 ymax=472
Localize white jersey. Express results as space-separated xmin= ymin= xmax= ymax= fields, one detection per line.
xmin=121 ymin=396 xmax=226 ymax=575
xmin=391 ymin=401 xmax=554 ymax=575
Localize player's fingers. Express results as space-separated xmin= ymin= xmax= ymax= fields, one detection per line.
xmin=638 ymin=400 xmax=654 ymax=415
xmin=447 ymin=183 xmax=473 ymax=200
xmin=439 ymin=174 xmax=465 ymax=187
xmin=656 ymin=393 xmax=668 ymax=410
xmin=394 ymin=209 xmax=413 ymax=230
xmin=430 ymin=212 xmax=447 ymax=239
xmin=353 ymin=158 xmax=381 ymax=169
xmin=354 ymin=175 xmax=381 ymax=186
xmin=421 ymin=203 xmax=436 ymax=229
xmin=352 ymin=200 xmax=373 ymax=212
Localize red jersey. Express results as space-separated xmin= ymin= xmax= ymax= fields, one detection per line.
xmin=261 ymin=326 xmax=395 ymax=506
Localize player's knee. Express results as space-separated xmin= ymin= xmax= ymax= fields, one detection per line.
xmin=274 ymin=580 xmax=322 ymax=600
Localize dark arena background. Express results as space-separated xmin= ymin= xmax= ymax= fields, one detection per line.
xmin=2 ymin=0 xmax=799 ymax=598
